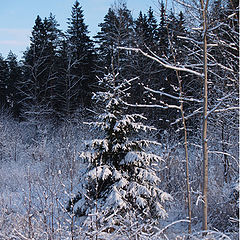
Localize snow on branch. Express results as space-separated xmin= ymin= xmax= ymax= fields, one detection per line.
xmin=118 ymin=47 xmax=203 ymax=77
xmin=121 ymin=99 xmax=181 ymax=110
xmin=144 ymin=86 xmax=203 ymax=103
xmin=214 ymin=106 xmax=239 ymax=113
xmin=171 ymin=107 xmax=203 ymax=125
xmin=177 ymin=35 xmax=203 ymax=45
xmin=206 ymin=93 xmax=233 ymax=119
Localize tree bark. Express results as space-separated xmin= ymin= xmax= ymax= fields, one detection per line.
xmin=167 ymin=39 xmax=192 ymax=233
xmin=200 ymin=0 xmax=209 ymax=233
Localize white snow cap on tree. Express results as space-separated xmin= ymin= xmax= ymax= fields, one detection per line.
xmin=69 ymin=73 xmax=172 ymax=226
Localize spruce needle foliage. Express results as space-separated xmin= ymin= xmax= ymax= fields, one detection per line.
xmin=68 ymin=74 xmax=172 ymax=228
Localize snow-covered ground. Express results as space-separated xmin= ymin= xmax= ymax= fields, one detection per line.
xmin=0 ymin=113 xmax=238 ymax=239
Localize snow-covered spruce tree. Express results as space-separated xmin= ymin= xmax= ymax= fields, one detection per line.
xmin=68 ymin=74 xmax=172 ymax=229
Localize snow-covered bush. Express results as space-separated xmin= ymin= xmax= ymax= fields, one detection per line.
xmin=0 ymin=109 xmax=238 ymax=238
xmin=68 ymin=74 xmax=172 ymax=230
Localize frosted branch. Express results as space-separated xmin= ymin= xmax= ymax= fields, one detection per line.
xmin=117 ymin=47 xmax=203 ymax=77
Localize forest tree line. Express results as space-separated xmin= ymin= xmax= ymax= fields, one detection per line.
xmin=0 ymin=0 xmax=238 ymax=132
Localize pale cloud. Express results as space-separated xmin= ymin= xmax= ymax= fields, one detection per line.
xmin=0 ymin=40 xmax=28 ymax=46
xmin=0 ymin=28 xmax=30 ymax=44
xmin=0 ymin=28 xmax=30 ymax=57
xmin=0 ymin=28 xmax=30 ymax=36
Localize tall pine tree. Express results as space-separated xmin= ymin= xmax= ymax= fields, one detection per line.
xmin=6 ymin=51 xmax=23 ymax=118
xmin=22 ymin=14 xmax=61 ymax=119
xmin=94 ymin=2 xmax=134 ymax=79
xmin=66 ymin=0 xmax=95 ymax=108
xmin=0 ymin=55 xmax=9 ymax=110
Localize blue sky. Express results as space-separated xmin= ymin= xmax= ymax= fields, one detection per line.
xmin=0 ymin=0 xmax=161 ymax=59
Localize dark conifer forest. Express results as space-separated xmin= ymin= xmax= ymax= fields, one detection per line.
xmin=0 ymin=0 xmax=239 ymax=239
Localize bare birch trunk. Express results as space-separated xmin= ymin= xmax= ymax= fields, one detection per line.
xmin=170 ymin=53 xmax=192 ymax=234
xmin=200 ymin=0 xmax=209 ymax=233
xmin=180 ymin=82 xmax=192 ymax=234
xmin=166 ymin=16 xmax=192 ymax=232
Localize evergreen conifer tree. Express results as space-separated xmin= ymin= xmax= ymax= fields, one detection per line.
xmin=133 ymin=6 xmax=181 ymax=130
xmin=158 ymin=1 xmax=168 ymax=57
xmin=94 ymin=8 xmax=118 ymax=74
xmin=22 ymin=14 xmax=61 ymax=118
xmin=94 ymin=2 xmax=134 ymax=78
xmin=68 ymin=74 xmax=172 ymax=228
xmin=6 ymin=51 xmax=23 ymax=118
xmin=66 ymin=0 xmax=95 ymax=107
xmin=131 ymin=8 xmax=160 ymax=114
xmin=0 ymin=55 xmax=8 ymax=109
xmin=135 ymin=11 xmax=148 ymax=45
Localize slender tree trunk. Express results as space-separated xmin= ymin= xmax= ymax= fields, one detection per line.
xmin=180 ymin=81 xmax=192 ymax=234
xmin=221 ymin=122 xmax=229 ymax=183
xmin=166 ymin=18 xmax=192 ymax=232
xmin=172 ymin=66 xmax=192 ymax=234
xmin=200 ymin=0 xmax=209 ymax=233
